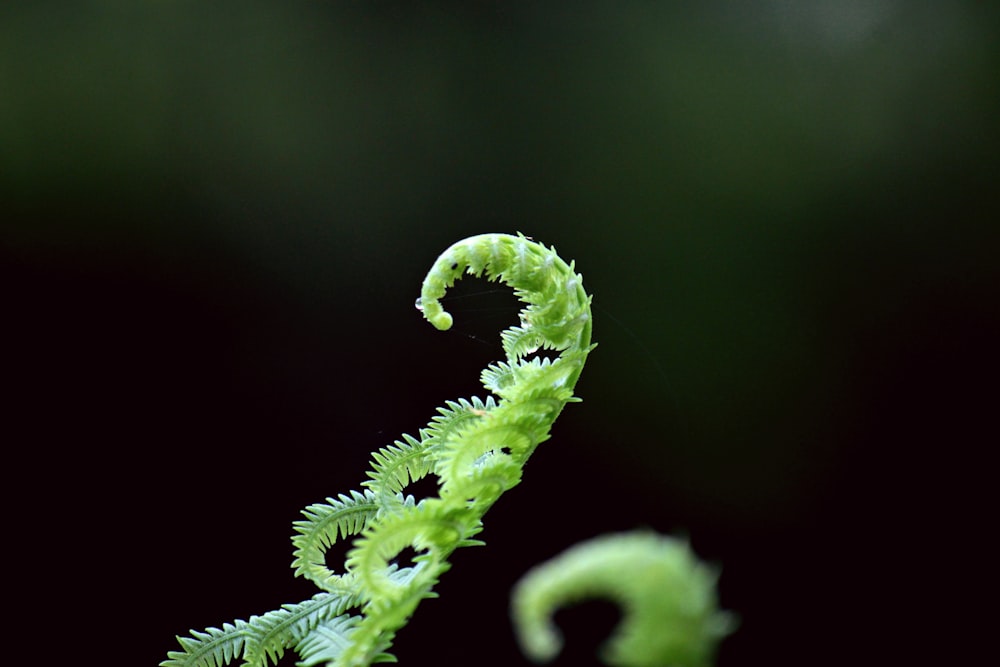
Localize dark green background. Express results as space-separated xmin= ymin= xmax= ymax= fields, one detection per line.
xmin=5 ymin=2 xmax=997 ymax=665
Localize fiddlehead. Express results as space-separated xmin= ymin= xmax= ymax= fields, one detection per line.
xmin=511 ymin=531 xmax=736 ymax=667
xmin=163 ymin=233 xmax=594 ymax=667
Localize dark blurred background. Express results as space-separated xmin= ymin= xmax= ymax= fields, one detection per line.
xmin=4 ymin=2 xmax=998 ymax=665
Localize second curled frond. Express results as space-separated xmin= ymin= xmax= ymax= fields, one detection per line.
xmin=291 ymin=490 xmax=379 ymax=592
xmin=511 ymin=531 xmax=736 ymax=667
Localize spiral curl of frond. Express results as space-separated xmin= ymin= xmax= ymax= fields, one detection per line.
xmin=511 ymin=531 xmax=736 ymax=667
xmin=163 ymin=233 xmax=594 ymax=667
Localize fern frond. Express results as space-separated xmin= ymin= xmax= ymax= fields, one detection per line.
xmin=166 ymin=234 xmax=596 ymax=667
xmin=480 ymin=361 xmax=516 ymax=396
xmin=294 ymin=616 xmax=368 ymax=667
xmin=444 ymin=453 xmax=524 ymax=512
xmin=291 ymin=490 xmax=379 ymax=591
xmin=163 ymin=594 xmax=362 ymax=667
xmin=361 ymin=433 xmax=436 ymax=509
xmin=421 ymin=396 xmax=496 ymax=444
xmin=511 ymin=532 xmax=735 ymax=667
xmin=433 ymin=415 xmax=538 ymax=500
xmin=499 ymin=324 xmax=547 ymax=360
xmin=243 ymin=593 xmax=360 ymax=667
xmin=345 ymin=499 xmax=466 ymax=604
xmin=335 ymin=567 xmax=441 ymax=667
xmin=162 ymin=620 xmax=253 ymax=667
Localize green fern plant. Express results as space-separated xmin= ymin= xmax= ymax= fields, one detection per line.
xmin=163 ymin=233 xmax=594 ymax=667
xmin=511 ymin=531 xmax=735 ymax=667
xmin=162 ymin=233 xmax=731 ymax=667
